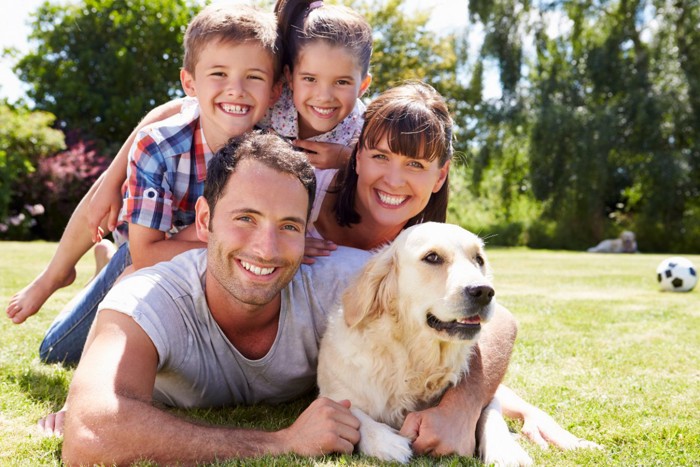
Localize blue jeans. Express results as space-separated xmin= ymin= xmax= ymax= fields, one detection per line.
xmin=39 ymin=242 xmax=132 ymax=364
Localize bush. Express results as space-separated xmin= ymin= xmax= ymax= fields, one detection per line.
xmin=0 ymin=103 xmax=65 ymax=222
xmin=16 ymin=137 xmax=110 ymax=240
xmin=0 ymin=203 xmax=45 ymax=240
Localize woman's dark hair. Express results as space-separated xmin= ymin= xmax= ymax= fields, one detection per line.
xmin=333 ymin=81 xmax=453 ymax=228
xmin=274 ymin=0 xmax=372 ymax=77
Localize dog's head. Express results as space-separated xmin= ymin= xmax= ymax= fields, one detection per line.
xmin=620 ymin=230 xmax=637 ymax=252
xmin=343 ymin=222 xmax=495 ymax=344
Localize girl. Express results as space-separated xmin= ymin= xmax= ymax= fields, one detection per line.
xmin=265 ymin=0 xmax=373 ymax=168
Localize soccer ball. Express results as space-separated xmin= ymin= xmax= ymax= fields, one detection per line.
xmin=656 ymin=257 xmax=697 ymax=292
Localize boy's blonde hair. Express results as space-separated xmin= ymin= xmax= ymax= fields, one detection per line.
xmin=183 ymin=4 xmax=281 ymax=79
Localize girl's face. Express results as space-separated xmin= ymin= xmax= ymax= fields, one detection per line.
xmin=286 ymin=42 xmax=371 ymax=139
xmin=354 ymin=136 xmax=450 ymax=228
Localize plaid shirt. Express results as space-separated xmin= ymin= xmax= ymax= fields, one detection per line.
xmin=125 ymin=103 xmax=213 ymax=233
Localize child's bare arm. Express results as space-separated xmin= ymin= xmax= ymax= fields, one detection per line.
xmin=128 ymin=224 xmax=205 ymax=270
xmin=87 ymin=99 xmax=186 ymax=242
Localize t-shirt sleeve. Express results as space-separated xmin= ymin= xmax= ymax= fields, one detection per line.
xmin=124 ymin=130 xmax=174 ymax=232
xmin=98 ymin=272 xmax=188 ymax=370
xmin=300 ymin=246 xmax=371 ymax=334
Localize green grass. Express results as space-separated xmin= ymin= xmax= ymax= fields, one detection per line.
xmin=1 ymin=241 xmax=699 ymax=465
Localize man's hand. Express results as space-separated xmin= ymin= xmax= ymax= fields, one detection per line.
xmin=38 ymin=406 xmax=67 ymax=437
xmin=279 ymin=397 xmax=360 ymax=456
xmin=400 ymin=403 xmax=478 ymax=457
xmin=292 ymin=140 xmax=352 ymax=170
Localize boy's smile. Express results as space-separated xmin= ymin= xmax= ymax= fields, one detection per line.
xmin=181 ymin=41 xmax=281 ymax=152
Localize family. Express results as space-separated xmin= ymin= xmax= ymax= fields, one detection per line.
xmin=6 ymin=1 xmax=599 ymax=464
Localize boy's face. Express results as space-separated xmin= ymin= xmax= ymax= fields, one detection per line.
xmin=181 ymin=41 xmax=281 ymax=152
xmin=286 ymin=42 xmax=371 ymax=140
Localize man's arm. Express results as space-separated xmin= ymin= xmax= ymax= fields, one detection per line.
xmin=62 ymin=310 xmax=360 ymax=465
xmin=399 ymin=303 xmax=517 ymax=456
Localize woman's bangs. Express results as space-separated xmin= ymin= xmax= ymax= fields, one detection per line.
xmin=362 ymin=110 xmax=444 ymax=162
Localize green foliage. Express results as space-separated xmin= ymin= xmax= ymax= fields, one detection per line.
xmin=0 ymin=103 xmax=65 ymax=221
xmin=465 ymin=0 xmax=700 ymax=252
xmin=351 ymin=0 xmax=460 ymax=96
xmin=14 ymin=0 xmax=198 ymax=149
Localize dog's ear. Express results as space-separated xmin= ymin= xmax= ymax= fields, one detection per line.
xmin=342 ymin=244 xmax=399 ymax=328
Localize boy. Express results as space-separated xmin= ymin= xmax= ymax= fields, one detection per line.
xmin=37 ymin=4 xmax=283 ymax=364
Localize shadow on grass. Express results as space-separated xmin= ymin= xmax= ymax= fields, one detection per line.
xmin=11 ymin=363 xmax=72 ymax=411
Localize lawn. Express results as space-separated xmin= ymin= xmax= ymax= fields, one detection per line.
xmin=1 ymin=241 xmax=698 ymax=466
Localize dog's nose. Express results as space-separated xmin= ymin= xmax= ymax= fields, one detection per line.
xmin=465 ymin=285 xmax=494 ymax=306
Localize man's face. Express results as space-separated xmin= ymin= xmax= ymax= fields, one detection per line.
xmin=197 ymin=159 xmax=308 ymax=309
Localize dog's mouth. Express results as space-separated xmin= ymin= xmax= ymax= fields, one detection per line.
xmin=427 ymin=312 xmax=482 ymax=340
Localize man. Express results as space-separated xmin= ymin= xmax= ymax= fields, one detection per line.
xmin=62 ymin=132 xmax=516 ymax=465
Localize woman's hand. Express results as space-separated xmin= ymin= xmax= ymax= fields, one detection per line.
xmin=292 ymin=140 xmax=352 ymax=170
xmin=303 ymin=237 xmax=337 ymax=265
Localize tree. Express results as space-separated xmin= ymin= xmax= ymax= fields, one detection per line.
xmin=14 ymin=0 xmax=198 ymax=149
xmin=467 ymin=0 xmax=700 ymax=251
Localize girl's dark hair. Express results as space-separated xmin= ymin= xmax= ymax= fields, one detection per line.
xmin=334 ymin=81 xmax=453 ymax=228
xmin=274 ymin=0 xmax=372 ymax=76
xmin=205 ymin=131 xmax=316 ymax=220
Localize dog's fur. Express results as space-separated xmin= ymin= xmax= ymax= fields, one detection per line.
xmin=317 ymin=222 xmax=531 ymax=465
xmin=587 ymin=230 xmax=638 ymax=253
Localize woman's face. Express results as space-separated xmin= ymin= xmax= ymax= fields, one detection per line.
xmin=354 ymin=136 xmax=449 ymax=228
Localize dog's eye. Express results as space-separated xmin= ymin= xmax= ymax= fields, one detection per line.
xmin=423 ymin=252 xmax=443 ymax=264
xmin=475 ymin=255 xmax=485 ymax=267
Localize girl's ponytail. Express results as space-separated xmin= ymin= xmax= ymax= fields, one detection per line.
xmin=274 ymin=0 xmax=372 ymax=75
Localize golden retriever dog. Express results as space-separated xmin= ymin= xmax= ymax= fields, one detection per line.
xmin=587 ymin=230 xmax=638 ymax=253
xmin=317 ymin=222 xmax=532 ymax=465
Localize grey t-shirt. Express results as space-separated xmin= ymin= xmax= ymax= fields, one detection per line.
xmin=98 ymin=247 xmax=370 ymax=408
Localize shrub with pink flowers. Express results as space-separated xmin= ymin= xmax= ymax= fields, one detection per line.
xmin=11 ymin=137 xmax=110 ymax=240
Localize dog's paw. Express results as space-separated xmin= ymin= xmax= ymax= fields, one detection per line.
xmin=352 ymin=408 xmax=412 ymax=463
xmin=358 ymin=426 xmax=412 ymax=463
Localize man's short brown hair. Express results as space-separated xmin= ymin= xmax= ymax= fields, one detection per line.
xmin=205 ymin=132 xmax=316 ymax=222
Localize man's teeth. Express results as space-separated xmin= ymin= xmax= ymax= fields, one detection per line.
xmin=221 ymin=103 xmax=249 ymax=114
xmin=312 ymin=106 xmax=334 ymax=115
xmin=378 ymin=191 xmax=406 ymax=206
xmin=241 ymin=261 xmax=275 ymax=276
